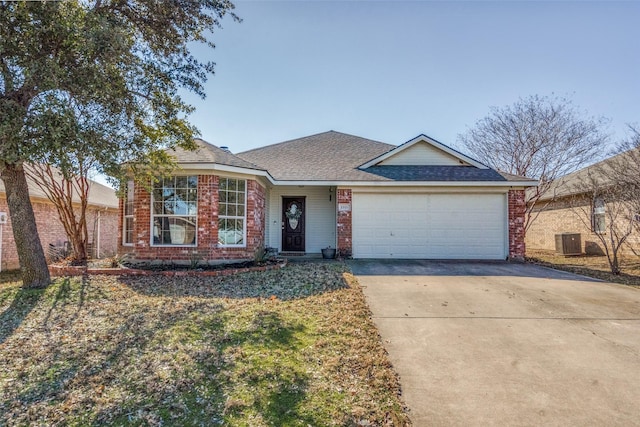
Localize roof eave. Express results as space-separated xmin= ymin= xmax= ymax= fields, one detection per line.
xmin=175 ymin=162 xmax=276 ymax=183
xmin=264 ymin=179 xmax=537 ymax=187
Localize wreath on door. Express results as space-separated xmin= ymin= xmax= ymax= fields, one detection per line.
xmin=285 ymin=203 xmax=302 ymax=230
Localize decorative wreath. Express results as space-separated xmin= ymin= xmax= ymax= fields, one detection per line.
xmin=285 ymin=204 xmax=302 ymax=220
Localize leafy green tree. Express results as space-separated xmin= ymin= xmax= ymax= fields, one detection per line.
xmin=0 ymin=0 xmax=237 ymax=287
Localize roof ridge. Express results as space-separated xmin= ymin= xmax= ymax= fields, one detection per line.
xmin=237 ymin=130 xmax=393 ymax=155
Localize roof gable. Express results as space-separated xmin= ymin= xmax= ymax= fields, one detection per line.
xmin=378 ymin=140 xmax=468 ymax=166
xmin=359 ymin=134 xmax=487 ymax=169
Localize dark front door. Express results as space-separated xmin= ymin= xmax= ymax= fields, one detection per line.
xmin=282 ymin=197 xmax=305 ymax=252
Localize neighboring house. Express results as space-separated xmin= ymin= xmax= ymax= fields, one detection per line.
xmin=119 ymin=131 xmax=536 ymax=262
xmin=0 ymin=170 xmax=119 ymax=270
xmin=526 ymin=149 xmax=640 ymax=255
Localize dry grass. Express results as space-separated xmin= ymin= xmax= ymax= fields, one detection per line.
xmin=0 ymin=263 xmax=410 ymax=426
xmin=527 ymin=249 xmax=640 ymax=287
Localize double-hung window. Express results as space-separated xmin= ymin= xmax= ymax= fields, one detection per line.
xmin=123 ymin=180 xmax=134 ymax=245
xmin=218 ymin=178 xmax=246 ymax=246
xmin=592 ymin=197 xmax=606 ymax=234
xmin=152 ymin=176 xmax=198 ymax=246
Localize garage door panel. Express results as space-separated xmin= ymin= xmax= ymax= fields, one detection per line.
xmin=352 ymin=193 xmax=506 ymax=259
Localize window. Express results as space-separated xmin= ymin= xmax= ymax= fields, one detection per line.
xmin=123 ymin=180 xmax=134 ymax=245
xmin=152 ymin=176 xmax=198 ymax=246
xmin=218 ymin=178 xmax=246 ymax=246
xmin=592 ymin=197 xmax=606 ymax=234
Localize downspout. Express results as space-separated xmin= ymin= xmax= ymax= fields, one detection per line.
xmin=97 ymin=210 xmax=101 ymax=259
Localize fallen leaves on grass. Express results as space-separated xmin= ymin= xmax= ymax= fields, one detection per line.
xmin=527 ymin=250 xmax=640 ymax=287
xmin=0 ymin=262 xmax=410 ymax=426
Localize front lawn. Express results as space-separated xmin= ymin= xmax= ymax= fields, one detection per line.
xmin=0 ymin=263 xmax=410 ymax=426
xmin=527 ymin=249 xmax=640 ymax=287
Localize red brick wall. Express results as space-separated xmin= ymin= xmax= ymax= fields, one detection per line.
xmin=0 ymin=196 xmax=118 ymax=270
xmin=508 ymin=189 xmax=526 ymax=260
xmin=336 ymin=189 xmax=352 ymax=257
xmin=121 ymin=175 xmax=266 ymax=263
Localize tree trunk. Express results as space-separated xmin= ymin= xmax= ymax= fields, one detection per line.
xmin=1 ymin=163 xmax=51 ymax=288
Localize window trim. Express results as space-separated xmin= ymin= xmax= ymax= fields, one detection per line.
xmin=218 ymin=177 xmax=248 ymax=248
xmin=122 ymin=180 xmax=134 ymax=246
xmin=150 ymin=175 xmax=198 ymax=247
xmin=592 ymin=197 xmax=606 ymax=234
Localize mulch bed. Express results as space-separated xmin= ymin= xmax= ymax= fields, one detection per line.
xmin=48 ymin=259 xmax=288 ymax=278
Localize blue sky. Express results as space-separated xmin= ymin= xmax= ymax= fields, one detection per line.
xmin=182 ymin=0 xmax=638 ymax=153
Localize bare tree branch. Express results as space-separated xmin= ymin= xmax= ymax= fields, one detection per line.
xmin=25 ymin=161 xmax=93 ymax=264
xmin=458 ymin=94 xmax=609 ymax=234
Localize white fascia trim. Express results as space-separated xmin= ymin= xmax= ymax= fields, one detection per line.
xmin=270 ymin=180 xmax=536 ymax=188
xmin=176 ymin=163 xmax=276 ymax=183
xmin=175 ymin=163 xmax=537 ymax=188
xmin=358 ymin=134 xmax=489 ymax=169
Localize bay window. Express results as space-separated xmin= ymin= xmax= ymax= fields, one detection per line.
xmin=152 ymin=176 xmax=197 ymax=246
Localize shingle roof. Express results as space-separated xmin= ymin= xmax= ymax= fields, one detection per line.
xmin=364 ymin=166 xmax=509 ymax=181
xmin=168 ymin=138 xmax=263 ymax=170
xmin=496 ymin=171 xmax=538 ymax=183
xmin=237 ymin=131 xmax=395 ymax=181
xmin=536 ymin=148 xmax=639 ymax=201
xmin=0 ymin=165 xmax=118 ymax=209
xmin=238 ymin=130 xmax=533 ymax=183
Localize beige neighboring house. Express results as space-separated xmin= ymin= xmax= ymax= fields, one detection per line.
xmin=526 ymin=149 xmax=640 ymax=255
xmin=0 ymin=168 xmax=119 ymax=270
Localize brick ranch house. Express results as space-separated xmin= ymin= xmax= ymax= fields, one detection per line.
xmin=526 ymin=149 xmax=640 ymax=255
xmin=0 ymin=169 xmax=119 ymax=270
xmin=119 ymin=131 xmax=536 ymax=263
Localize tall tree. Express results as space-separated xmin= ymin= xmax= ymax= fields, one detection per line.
xmin=26 ymin=160 xmax=93 ymax=265
xmin=0 ymin=0 xmax=237 ymax=287
xmin=458 ymin=94 xmax=608 ymax=233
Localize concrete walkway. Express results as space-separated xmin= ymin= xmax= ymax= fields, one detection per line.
xmin=349 ymin=260 xmax=640 ymax=426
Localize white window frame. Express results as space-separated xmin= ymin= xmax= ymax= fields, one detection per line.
xmin=122 ymin=180 xmax=134 ymax=246
xmin=151 ymin=176 xmax=198 ymax=247
xmin=592 ymin=197 xmax=606 ymax=234
xmin=218 ymin=177 xmax=247 ymax=247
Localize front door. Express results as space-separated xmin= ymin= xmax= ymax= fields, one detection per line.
xmin=282 ymin=197 xmax=305 ymax=252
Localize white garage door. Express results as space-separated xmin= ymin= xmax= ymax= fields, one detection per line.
xmin=352 ymin=193 xmax=507 ymax=259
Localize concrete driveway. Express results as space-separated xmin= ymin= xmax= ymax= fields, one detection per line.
xmin=349 ymin=260 xmax=640 ymax=426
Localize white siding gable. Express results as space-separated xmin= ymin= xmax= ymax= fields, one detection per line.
xmin=379 ymin=141 xmax=469 ymax=166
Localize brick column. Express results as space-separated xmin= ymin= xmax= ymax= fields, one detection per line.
xmin=197 ymin=175 xmax=219 ymax=259
xmin=246 ymin=180 xmax=265 ymax=250
xmin=117 ymin=195 xmax=124 ymax=254
xmin=508 ymin=189 xmax=526 ymax=261
xmin=336 ymin=189 xmax=352 ymax=258
xmin=132 ymin=179 xmax=152 ymax=260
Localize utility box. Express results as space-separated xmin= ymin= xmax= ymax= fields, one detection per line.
xmin=555 ymin=233 xmax=582 ymax=256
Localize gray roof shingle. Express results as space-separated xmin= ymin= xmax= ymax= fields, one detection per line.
xmin=238 ymin=130 xmax=533 ymax=183
xmin=165 ymin=131 xmax=534 ymax=184
xmin=237 ymin=131 xmax=395 ymax=181
xmin=168 ymin=138 xmax=263 ymax=170
xmin=364 ymin=166 xmax=508 ymax=181
xmin=535 ymin=147 xmax=640 ymax=201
